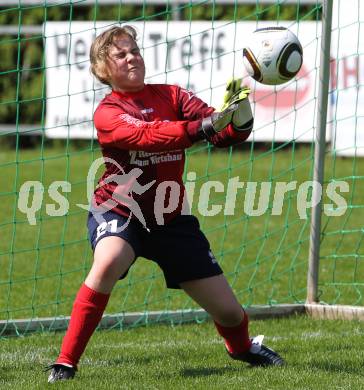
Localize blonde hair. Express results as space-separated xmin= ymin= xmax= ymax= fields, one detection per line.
xmin=90 ymin=25 xmax=138 ymax=86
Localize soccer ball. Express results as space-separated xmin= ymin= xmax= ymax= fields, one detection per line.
xmin=242 ymin=27 xmax=303 ymax=85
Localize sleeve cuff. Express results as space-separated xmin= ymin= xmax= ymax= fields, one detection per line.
xmin=185 ymin=120 xmax=205 ymax=143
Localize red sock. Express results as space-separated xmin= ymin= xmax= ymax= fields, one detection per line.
xmin=56 ymin=283 xmax=110 ymax=367
xmin=214 ymin=312 xmax=252 ymax=354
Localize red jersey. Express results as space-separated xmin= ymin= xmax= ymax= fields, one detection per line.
xmin=93 ymin=84 xmax=251 ymax=227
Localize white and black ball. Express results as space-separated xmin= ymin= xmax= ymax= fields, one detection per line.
xmin=243 ymin=26 xmax=303 ymax=85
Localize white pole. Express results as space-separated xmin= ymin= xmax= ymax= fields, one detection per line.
xmin=307 ymin=0 xmax=333 ymax=303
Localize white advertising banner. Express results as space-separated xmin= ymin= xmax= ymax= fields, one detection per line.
xmin=44 ymin=21 xmax=321 ymax=141
xmin=331 ymin=0 xmax=364 ymax=156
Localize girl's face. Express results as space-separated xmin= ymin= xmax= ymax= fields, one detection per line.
xmin=106 ymin=35 xmax=146 ymax=93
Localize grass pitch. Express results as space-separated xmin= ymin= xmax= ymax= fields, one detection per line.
xmin=1 ymin=316 xmax=364 ymax=389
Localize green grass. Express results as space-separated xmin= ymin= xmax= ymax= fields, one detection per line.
xmin=0 ymin=143 xmax=363 ymax=325
xmin=0 ymin=143 xmax=363 ymax=387
xmin=1 ymin=316 xmax=364 ymax=389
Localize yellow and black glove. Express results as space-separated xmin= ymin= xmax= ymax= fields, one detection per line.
xmin=221 ymin=77 xmax=253 ymax=132
xmin=197 ymin=79 xmax=253 ymax=141
xmin=227 ymin=86 xmax=254 ymax=132
xmin=221 ymin=77 xmax=244 ymax=111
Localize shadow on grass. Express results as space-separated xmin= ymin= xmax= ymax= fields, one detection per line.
xmin=181 ymin=366 xmax=242 ymax=378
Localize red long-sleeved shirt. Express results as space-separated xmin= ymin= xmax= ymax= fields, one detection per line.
xmin=93 ymin=83 xmax=252 ymax=227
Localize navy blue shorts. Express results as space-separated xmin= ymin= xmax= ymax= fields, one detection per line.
xmin=87 ymin=210 xmax=223 ymax=289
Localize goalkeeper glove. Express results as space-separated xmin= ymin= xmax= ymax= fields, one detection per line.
xmin=222 ymin=78 xmax=254 ymax=132
xmin=198 ymin=86 xmax=253 ymax=140
xmin=229 ymin=87 xmax=254 ymax=132
xmin=221 ymin=77 xmax=243 ymax=111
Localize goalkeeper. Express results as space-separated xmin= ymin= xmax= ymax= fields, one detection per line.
xmin=47 ymin=25 xmax=284 ymax=383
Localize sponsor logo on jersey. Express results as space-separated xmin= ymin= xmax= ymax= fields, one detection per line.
xmin=119 ymin=113 xmax=145 ymax=127
xmin=129 ymin=150 xmax=183 ymax=167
